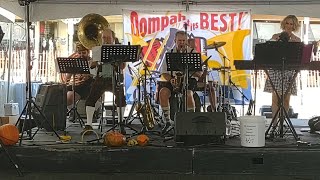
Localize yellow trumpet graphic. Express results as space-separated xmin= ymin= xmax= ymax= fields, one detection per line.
xmin=125 ymin=33 xmax=148 ymax=46
xmin=206 ymin=29 xmax=250 ymax=88
xmin=201 ymin=54 xmax=221 ymax=69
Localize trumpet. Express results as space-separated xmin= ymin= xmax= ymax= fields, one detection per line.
xmin=171 ymin=72 xmax=184 ymax=93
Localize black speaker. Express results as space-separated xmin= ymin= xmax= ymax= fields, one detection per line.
xmin=32 ymin=83 xmax=67 ymax=131
xmin=175 ymin=112 xmax=226 ymax=146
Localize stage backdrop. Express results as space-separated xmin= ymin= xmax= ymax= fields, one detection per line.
xmin=123 ymin=10 xmax=252 ymax=105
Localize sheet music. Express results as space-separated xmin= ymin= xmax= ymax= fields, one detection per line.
xmin=92 ymin=46 xmax=113 ymax=78
xmin=92 ymin=46 xmax=101 ymax=62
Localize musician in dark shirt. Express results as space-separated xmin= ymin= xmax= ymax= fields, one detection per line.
xmin=83 ymin=29 xmax=126 ymax=134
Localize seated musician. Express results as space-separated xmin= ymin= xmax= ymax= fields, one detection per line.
xmin=263 ymin=15 xmax=301 ymax=128
xmin=159 ymin=31 xmax=203 ymax=133
xmin=65 ymin=42 xmax=94 ymax=127
xmin=66 ymin=29 xmax=126 ymax=135
xmin=86 ymin=29 xmax=126 ymax=134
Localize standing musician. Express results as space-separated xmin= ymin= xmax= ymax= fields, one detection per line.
xmin=263 ymin=15 xmax=301 ymax=127
xmin=159 ymin=31 xmax=202 ymax=132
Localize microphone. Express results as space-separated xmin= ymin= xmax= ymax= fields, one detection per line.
xmin=183 ymin=22 xmax=188 ymax=32
xmin=279 ymin=31 xmax=290 ymax=42
xmin=171 ymin=49 xmax=174 ymax=53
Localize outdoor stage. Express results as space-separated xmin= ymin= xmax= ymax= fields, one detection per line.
xmin=1 ymin=118 xmax=320 ymax=179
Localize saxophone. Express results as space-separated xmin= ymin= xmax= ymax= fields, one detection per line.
xmin=141 ymin=95 xmax=155 ymax=130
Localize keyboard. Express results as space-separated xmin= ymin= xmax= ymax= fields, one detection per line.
xmin=234 ymin=60 xmax=320 ymax=71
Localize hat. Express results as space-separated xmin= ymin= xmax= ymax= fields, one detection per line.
xmin=76 ymin=42 xmax=88 ymax=52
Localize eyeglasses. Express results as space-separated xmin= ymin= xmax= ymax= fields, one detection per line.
xmin=77 ymin=51 xmax=88 ymax=56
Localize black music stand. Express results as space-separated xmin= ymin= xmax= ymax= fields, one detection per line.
xmin=166 ymin=52 xmax=202 ymax=112
xmin=162 ymin=52 xmax=202 ymax=138
xmin=101 ymin=45 xmax=140 ymax=135
xmin=259 ymin=42 xmax=303 ymax=141
xmin=56 ymin=57 xmax=90 ymax=128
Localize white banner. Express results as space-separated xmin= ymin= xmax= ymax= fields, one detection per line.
xmin=123 ymin=10 xmax=252 ymax=104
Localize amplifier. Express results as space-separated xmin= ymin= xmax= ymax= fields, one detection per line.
xmin=175 ymin=112 xmax=226 ymax=146
xmin=33 ymin=83 xmax=67 ymax=131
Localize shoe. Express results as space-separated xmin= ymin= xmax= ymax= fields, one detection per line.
xmin=81 ymin=125 xmax=93 ymax=135
xmin=161 ymin=120 xmax=174 ymax=134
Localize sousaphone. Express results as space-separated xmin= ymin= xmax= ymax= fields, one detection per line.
xmin=61 ymin=13 xmax=109 ymax=83
xmin=77 ymin=13 xmax=110 ymax=49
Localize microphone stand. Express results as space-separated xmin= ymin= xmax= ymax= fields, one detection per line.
xmin=183 ymin=22 xmax=189 ymax=112
xmin=229 ymin=76 xmax=249 ymax=116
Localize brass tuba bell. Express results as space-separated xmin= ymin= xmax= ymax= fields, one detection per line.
xmin=77 ymin=13 xmax=110 ymax=50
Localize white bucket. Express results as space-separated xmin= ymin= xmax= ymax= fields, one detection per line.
xmin=239 ymin=116 xmax=266 ymax=147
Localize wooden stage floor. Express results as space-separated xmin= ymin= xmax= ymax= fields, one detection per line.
xmin=1 ymin=118 xmax=320 ymax=179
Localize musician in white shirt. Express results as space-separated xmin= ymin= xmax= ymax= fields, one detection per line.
xmin=159 ymin=31 xmax=202 ymax=133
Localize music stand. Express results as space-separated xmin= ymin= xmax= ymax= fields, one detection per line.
xmin=56 ymin=57 xmax=91 ymax=128
xmin=166 ymin=52 xmax=202 ymax=112
xmin=257 ymin=42 xmax=304 ymax=141
xmin=101 ymin=45 xmax=140 ymax=135
xmin=254 ymin=41 xmax=303 ymax=67
xmin=162 ymin=52 xmax=202 ymax=138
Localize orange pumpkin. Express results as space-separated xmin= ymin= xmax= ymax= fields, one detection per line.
xmin=136 ymin=134 xmax=149 ymax=146
xmin=104 ymin=131 xmax=126 ymax=147
xmin=0 ymin=124 xmax=19 ymax=146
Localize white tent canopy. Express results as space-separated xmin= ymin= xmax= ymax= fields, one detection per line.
xmin=0 ymin=1 xmax=24 ymax=21
xmin=0 ymin=7 xmax=16 ymax=22
xmin=1 ymin=0 xmax=320 ymax=22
